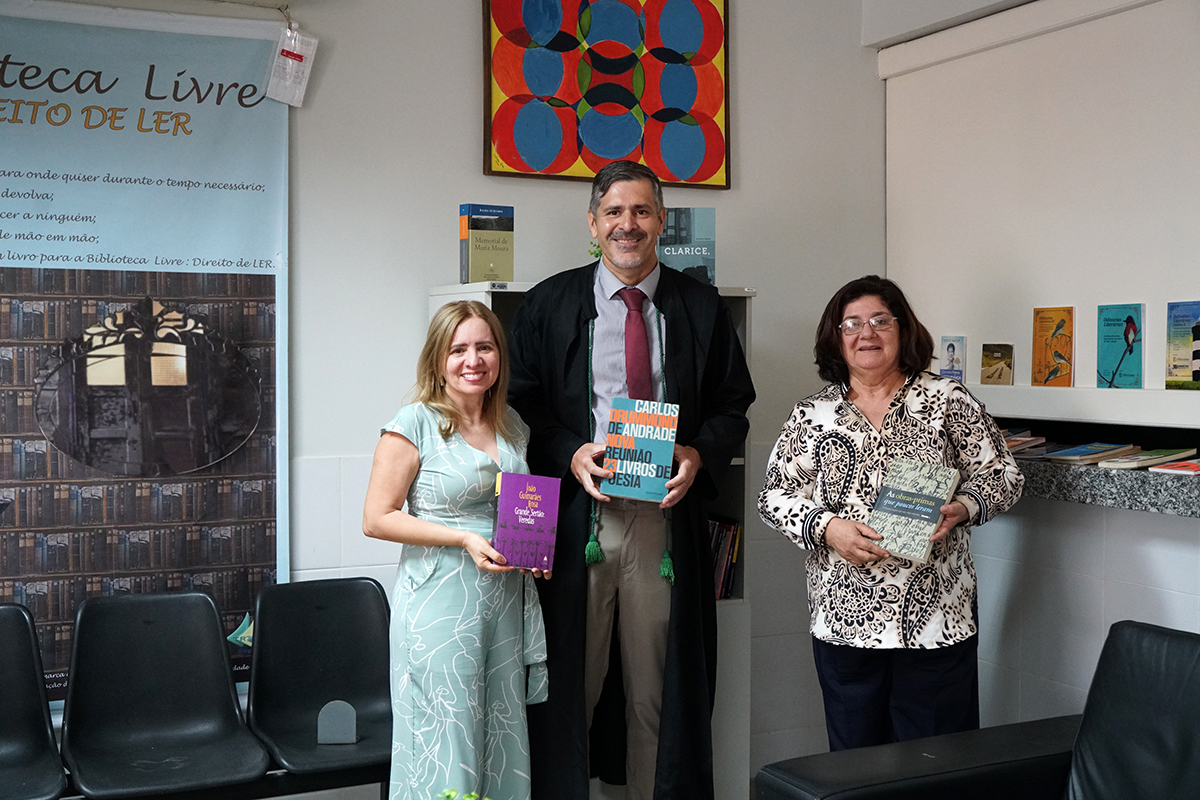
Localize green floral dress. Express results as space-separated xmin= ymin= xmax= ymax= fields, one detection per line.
xmin=383 ymin=403 xmax=548 ymax=800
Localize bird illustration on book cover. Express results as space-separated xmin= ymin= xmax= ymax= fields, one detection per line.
xmin=1096 ymin=304 xmax=1142 ymax=388
xmin=1032 ymin=307 xmax=1073 ymax=386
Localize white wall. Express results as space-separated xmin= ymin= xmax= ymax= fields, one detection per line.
xmin=976 ymin=497 xmax=1200 ymax=724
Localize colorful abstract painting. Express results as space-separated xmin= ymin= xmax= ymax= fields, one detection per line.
xmin=485 ymin=0 xmax=729 ymax=187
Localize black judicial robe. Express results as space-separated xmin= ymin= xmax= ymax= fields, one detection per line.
xmin=508 ymin=263 xmax=755 ymax=800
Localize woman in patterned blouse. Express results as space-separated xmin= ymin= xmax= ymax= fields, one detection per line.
xmin=758 ymin=275 xmax=1023 ymax=751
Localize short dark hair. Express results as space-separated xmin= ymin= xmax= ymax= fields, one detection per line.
xmin=589 ymin=161 xmax=663 ymax=216
xmin=813 ymin=275 xmax=934 ymax=385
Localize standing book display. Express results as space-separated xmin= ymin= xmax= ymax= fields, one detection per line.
xmin=980 ymin=343 xmax=1014 ymax=385
xmin=493 ymin=473 xmax=560 ymax=571
xmin=1095 ymin=303 xmax=1142 ymax=388
xmin=1165 ymin=300 xmax=1200 ymax=390
xmin=601 ymin=398 xmax=679 ymax=502
xmin=868 ymin=459 xmax=961 ymax=563
xmin=1032 ymin=306 xmax=1074 ymax=386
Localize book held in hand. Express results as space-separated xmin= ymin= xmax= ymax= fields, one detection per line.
xmin=868 ymin=458 xmax=962 ymax=563
xmin=601 ymin=397 xmax=679 ymax=502
xmin=1149 ymin=459 xmax=1200 ymax=475
xmin=1098 ymin=448 xmax=1198 ymax=470
xmin=1045 ymin=442 xmax=1139 ymax=464
xmin=493 ymin=472 xmax=560 ymax=571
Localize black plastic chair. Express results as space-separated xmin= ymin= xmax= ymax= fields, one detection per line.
xmin=248 ymin=577 xmax=392 ymax=773
xmin=60 ymin=592 xmax=269 ymax=798
xmin=0 ymin=604 xmax=67 ymax=800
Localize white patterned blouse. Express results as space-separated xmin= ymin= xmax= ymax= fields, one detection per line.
xmin=758 ymin=371 xmax=1024 ymax=649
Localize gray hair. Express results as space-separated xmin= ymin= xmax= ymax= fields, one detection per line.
xmin=588 ymin=161 xmax=664 ymax=216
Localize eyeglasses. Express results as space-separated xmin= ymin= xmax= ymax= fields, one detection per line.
xmin=839 ymin=314 xmax=895 ymax=336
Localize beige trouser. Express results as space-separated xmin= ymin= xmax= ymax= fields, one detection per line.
xmin=584 ymin=499 xmax=672 ymax=800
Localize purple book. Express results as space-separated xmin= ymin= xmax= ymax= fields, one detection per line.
xmin=493 ymin=473 xmax=560 ymax=571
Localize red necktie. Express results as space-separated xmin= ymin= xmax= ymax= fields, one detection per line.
xmin=618 ymin=287 xmax=653 ymax=401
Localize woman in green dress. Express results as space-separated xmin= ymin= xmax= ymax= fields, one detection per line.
xmin=363 ymin=301 xmax=549 ymax=800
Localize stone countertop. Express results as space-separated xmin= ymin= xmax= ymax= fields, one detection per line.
xmin=1018 ymin=460 xmax=1200 ymax=518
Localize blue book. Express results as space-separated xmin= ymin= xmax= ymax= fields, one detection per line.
xmin=600 ymin=397 xmax=680 ymax=502
xmin=1096 ymin=303 xmax=1142 ymax=388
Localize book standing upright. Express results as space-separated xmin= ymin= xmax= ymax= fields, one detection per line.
xmin=1165 ymin=300 xmax=1200 ymax=390
xmin=1096 ymin=303 xmax=1142 ymax=388
xmin=1031 ymin=307 xmax=1074 ymax=386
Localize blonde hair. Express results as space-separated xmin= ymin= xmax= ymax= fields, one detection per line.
xmin=415 ymin=301 xmax=516 ymax=442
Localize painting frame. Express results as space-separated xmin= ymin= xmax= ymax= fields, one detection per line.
xmin=483 ymin=0 xmax=731 ymax=189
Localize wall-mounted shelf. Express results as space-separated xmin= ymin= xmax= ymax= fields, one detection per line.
xmin=1019 ymin=459 xmax=1200 ymax=518
xmin=968 ymin=385 xmax=1199 ymax=429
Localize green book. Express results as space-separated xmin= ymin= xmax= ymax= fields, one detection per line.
xmin=868 ymin=458 xmax=962 ymax=563
xmin=1097 ymin=448 xmax=1197 ymax=469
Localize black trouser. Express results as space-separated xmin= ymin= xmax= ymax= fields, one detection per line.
xmin=811 ymin=634 xmax=980 ymax=751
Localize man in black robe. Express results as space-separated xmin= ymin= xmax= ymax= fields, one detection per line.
xmin=508 ymin=161 xmax=754 ymax=800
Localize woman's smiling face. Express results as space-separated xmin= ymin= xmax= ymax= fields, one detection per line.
xmin=840 ymin=295 xmax=901 ymax=381
xmin=443 ymin=315 xmax=499 ymax=405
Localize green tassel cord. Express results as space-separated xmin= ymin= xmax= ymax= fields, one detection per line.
xmin=585 ymin=499 xmax=604 ymax=565
xmin=585 ymin=535 xmax=605 ymax=565
xmin=659 ymin=549 xmax=674 ymax=583
xmin=660 ymin=521 xmax=674 ymax=583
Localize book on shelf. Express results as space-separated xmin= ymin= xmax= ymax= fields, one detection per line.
xmin=492 ymin=472 xmax=560 ymax=571
xmin=1031 ymin=306 xmax=1074 ymax=386
xmin=1096 ymin=303 xmax=1143 ymax=388
xmin=1098 ymin=448 xmax=1198 ymax=470
xmin=1149 ymin=459 xmax=1200 ymax=475
xmin=708 ymin=516 xmax=740 ymax=600
xmin=1165 ymin=300 xmax=1200 ymax=390
xmin=1005 ymin=435 xmax=1046 ymax=452
xmin=1013 ymin=442 xmax=1072 ymax=460
xmin=459 ymin=203 xmax=514 ymax=283
xmin=600 ymin=398 xmax=679 ymax=503
xmin=939 ymin=336 xmax=965 ymax=381
xmin=868 ymin=458 xmax=961 ymax=563
xmin=980 ymin=343 xmax=1014 ymax=385
xmin=657 ymin=207 xmax=715 ymax=285
xmin=1045 ymin=443 xmax=1139 ymax=464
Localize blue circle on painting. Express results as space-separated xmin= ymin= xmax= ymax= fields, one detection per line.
xmin=522 ymin=0 xmax=564 ymax=47
xmin=523 ymin=47 xmax=564 ymax=97
xmin=585 ymin=0 xmax=643 ymax=50
xmin=579 ymin=108 xmax=643 ymax=159
xmin=659 ymin=63 xmax=697 ymax=110
xmin=658 ymin=0 xmax=704 ymax=54
xmin=659 ymin=119 xmax=705 ymax=180
xmin=513 ymin=100 xmax=564 ymax=172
